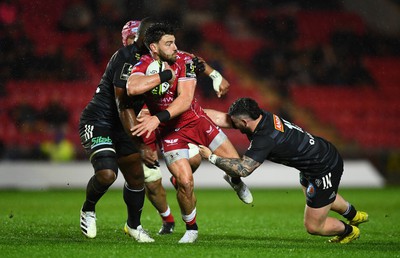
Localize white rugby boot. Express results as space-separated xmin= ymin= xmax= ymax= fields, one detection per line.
xmin=223 ymin=174 xmax=253 ymax=204
xmin=124 ymin=224 xmax=155 ymax=243
xmin=80 ymin=210 xmax=97 ymax=238
xmin=178 ymin=230 xmax=198 ymax=243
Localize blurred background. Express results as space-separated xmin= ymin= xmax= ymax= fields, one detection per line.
xmin=0 ymin=0 xmax=399 ymax=184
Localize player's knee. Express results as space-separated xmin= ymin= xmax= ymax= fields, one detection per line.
xmin=91 ymin=150 xmax=118 ymax=184
xmin=145 ymin=179 xmax=164 ymax=196
xmin=304 ymin=221 xmax=323 ymax=235
xmin=96 ymin=169 xmax=117 ymax=185
xmin=176 ymin=177 xmax=194 ymax=194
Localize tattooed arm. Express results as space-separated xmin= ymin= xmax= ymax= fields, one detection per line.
xmin=215 ymin=155 xmax=261 ymax=177
xmin=198 ymin=145 xmax=262 ymax=177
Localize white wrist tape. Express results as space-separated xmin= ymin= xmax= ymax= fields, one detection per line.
xmin=209 ymin=70 xmax=222 ymax=92
xmin=208 ymin=154 xmax=217 ymax=165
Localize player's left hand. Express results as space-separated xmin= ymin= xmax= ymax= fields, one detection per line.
xmin=198 ymin=145 xmax=212 ymax=159
xmin=131 ymin=115 xmax=160 ymax=139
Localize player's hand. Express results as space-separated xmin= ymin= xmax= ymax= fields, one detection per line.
xmin=137 ymin=108 xmax=150 ymax=120
xmin=198 ymin=145 xmax=212 ymax=159
xmin=131 ymin=115 xmax=160 ymax=139
xmin=163 ymin=62 xmax=176 ymax=84
xmin=140 ymin=144 xmax=159 ymax=168
xmin=192 ymin=56 xmax=206 ymax=73
xmin=216 ymin=77 xmax=230 ymax=98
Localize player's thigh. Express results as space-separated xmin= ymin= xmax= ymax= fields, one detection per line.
xmin=145 ymin=178 xmax=164 ymax=196
xmin=79 ymin=123 xmax=118 ymax=178
xmin=213 ymin=137 xmax=240 ymax=158
xmin=304 ymin=204 xmax=332 ymax=228
xmin=167 ymin=158 xmax=193 ymax=186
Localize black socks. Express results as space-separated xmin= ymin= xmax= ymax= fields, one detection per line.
xmin=82 ymin=175 xmax=111 ymax=212
xmin=124 ymin=183 xmax=145 ymax=229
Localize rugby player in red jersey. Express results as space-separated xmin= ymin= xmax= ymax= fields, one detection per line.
xmin=126 ymin=22 xmax=253 ymax=243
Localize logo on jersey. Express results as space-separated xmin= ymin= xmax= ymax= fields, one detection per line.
xmin=329 ymin=191 xmax=336 ymax=200
xmin=91 ymin=136 xmax=112 ymax=149
xmin=83 ymin=124 xmax=94 ymax=142
xmin=206 ymin=126 xmax=213 ymax=135
xmin=164 ymin=139 xmax=179 ymax=146
xmin=185 ymin=61 xmax=197 ymax=78
xmin=273 ymin=115 xmax=284 ymax=132
xmin=322 ymin=173 xmax=332 ymax=190
xmin=135 ymin=53 xmax=141 ymax=61
xmin=120 ymin=63 xmax=133 ymax=80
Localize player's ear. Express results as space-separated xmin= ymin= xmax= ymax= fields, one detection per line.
xmin=149 ymin=43 xmax=157 ymax=53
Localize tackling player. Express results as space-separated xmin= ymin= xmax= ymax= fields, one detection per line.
xmin=78 ymin=18 xmax=155 ymax=242
xmin=127 ymin=23 xmax=253 ymax=243
xmin=199 ymin=97 xmax=369 ymax=244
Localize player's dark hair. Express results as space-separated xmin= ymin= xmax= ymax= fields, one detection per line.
xmin=137 ymin=17 xmax=158 ymax=41
xmin=144 ymin=22 xmax=175 ymax=50
xmin=228 ymin=98 xmax=262 ymax=120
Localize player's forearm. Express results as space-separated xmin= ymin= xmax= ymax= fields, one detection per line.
xmin=119 ymin=108 xmax=137 ymax=134
xmin=165 ymin=79 xmax=195 ymax=119
xmin=208 ymin=155 xmax=260 ymax=177
xmin=212 ymin=156 xmax=252 ymax=177
xmin=126 ymin=73 xmax=161 ymax=96
xmin=115 ymin=87 xmax=139 ymax=134
xmin=203 ymin=63 xmax=214 ymax=76
xmin=204 ymin=109 xmax=232 ymax=128
xmin=119 ymin=109 xmax=144 ymax=146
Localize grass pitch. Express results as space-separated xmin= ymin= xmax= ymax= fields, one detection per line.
xmin=0 ymin=187 xmax=399 ymax=258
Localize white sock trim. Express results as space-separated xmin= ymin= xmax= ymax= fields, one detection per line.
xmin=124 ymin=182 xmax=144 ymax=192
xmin=182 ymin=208 xmax=196 ymax=223
xmin=160 ymin=206 xmax=171 ymax=217
xmin=342 ymin=202 xmax=351 ymax=216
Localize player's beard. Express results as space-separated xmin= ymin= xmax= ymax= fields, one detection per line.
xmin=239 ymin=127 xmax=252 ymax=135
xmin=159 ymin=49 xmax=177 ymax=64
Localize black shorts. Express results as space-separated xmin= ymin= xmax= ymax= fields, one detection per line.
xmin=79 ymin=123 xmax=139 ymax=159
xmin=299 ymin=160 xmax=344 ymax=208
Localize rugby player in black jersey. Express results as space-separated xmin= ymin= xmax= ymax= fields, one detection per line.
xmin=199 ymin=97 xmax=368 ymax=244
xmin=78 ymin=18 xmax=155 ymax=242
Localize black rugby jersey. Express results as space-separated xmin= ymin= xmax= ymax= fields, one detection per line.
xmin=80 ymin=43 xmax=145 ymax=127
xmin=244 ymin=111 xmax=342 ymax=176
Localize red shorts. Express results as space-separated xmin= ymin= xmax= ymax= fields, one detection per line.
xmin=159 ymin=115 xmax=226 ymax=154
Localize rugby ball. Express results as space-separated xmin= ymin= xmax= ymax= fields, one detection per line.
xmin=146 ymin=60 xmax=170 ymax=96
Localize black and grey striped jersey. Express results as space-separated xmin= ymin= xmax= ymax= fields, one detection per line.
xmin=244 ymin=111 xmax=342 ymax=177
xmin=80 ymin=43 xmax=144 ymax=127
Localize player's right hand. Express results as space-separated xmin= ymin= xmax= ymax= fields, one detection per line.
xmin=216 ymin=77 xmax=230 ymax=98
xmin=131 ymin=115 xmax=160 ymax=139
xmin=140 ymin=144 xmax=159 ymax=168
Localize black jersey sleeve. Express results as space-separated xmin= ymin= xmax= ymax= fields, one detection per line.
xmin=244 ymin=133 xmax=275 ymax=164
xmin=113 ymin=47 xmax=135 ymax=89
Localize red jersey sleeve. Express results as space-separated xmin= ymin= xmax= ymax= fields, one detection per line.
xmin=131 ymin=55 xmax=152 ymax=75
